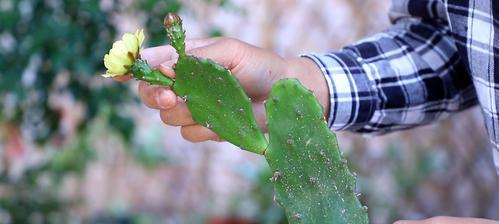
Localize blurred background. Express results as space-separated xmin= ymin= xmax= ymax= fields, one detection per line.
xmin=0 ymin=0 xmax=498 ymax=223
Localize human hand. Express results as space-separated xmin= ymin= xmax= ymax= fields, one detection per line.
xmin=394 ymin=216 xmax=499 ymax=224
xmin=133 ymin=37 xmax=328 ymax=143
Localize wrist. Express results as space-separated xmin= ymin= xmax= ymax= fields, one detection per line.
xmin=283 ymin=57 xmax=330 ymax=117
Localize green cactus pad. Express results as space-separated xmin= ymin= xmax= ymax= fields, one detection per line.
xmin=172 ymin=56 xmax=268 ymax=153
xmin=264 ymin=79 xmax=368 ymax=224
xmin=130 ymin=59 xmax=174 ymax=87
xmin=164 ymin=13 xmax=268 ymax=153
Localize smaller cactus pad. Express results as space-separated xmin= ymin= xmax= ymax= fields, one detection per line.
xmin=264 ymin=79 xmax=368 ymax=224
xmin=164 ymin=13 xmax=268 ymax=153
xmin=130 ymin=59 xmax=174 ymax=87
xmin=173 ymin=56 xmax=268 ymax=153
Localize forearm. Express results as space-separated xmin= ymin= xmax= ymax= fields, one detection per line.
xmin=302 ymin=18 xmax=478 ymax=134
xmin=395 ymin=216 xmax=499 ymax=224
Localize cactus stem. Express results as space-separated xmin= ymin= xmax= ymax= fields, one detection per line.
xmin=130 ymin=59 xmax=174 ymax=87
xmin=164 ymin=13 xmax=186 ymax=58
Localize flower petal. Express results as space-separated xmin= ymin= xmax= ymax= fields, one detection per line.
xmin=109 ymin=47 xmax=133 ymax=65
xmin=102 ymin=30 xmax=146 ymax=78
xmin=104 ymin=56 xmax=127 ymax=75
xmin=122 ymin=33 xmax=138 ymax=55
xmin=136 ymin=29 xmax=145 ymax=46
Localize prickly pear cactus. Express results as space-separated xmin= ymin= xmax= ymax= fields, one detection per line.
xmin=264 ymin=79 xmax=368 ymax=224
xmin=164 ymin=13 xmax=268 ymax=154
xmin=104 ymin=13 xmax=368 ymax=223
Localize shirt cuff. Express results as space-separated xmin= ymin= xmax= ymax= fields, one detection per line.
xmin=301 ymin=52 xmax=378 ymax=131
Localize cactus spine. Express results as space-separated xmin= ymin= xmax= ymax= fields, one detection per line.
xmin=264 ymin=79 xmax=368 ymax=224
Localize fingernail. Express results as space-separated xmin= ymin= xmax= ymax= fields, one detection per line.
xmin=139 ymin=49 xmax=151 ymax=60
xmin=159 ymin=64 xmax=175 ymax=73
xmin=159 ymin=64 xmax=175 ymax=77
xmin=157 ymin=89 xmax=172 ymax=109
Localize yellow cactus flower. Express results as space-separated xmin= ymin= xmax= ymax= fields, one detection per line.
xmin=103 ymin=29 xmax=145 ymax=77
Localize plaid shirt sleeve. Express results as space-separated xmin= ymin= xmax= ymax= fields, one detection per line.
xmin=303 ymin=18 xmax=478 ymax=134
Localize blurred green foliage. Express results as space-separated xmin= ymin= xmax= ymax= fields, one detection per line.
xmin=0 ymin=0 xmax=181 ymax=222
xmin=0 ymin=0 xmax=300 ymax=223
xmin=137 ymin=0 xmax=182 ymax=46
xmin=0 ymin=0 xmax=181 ymax=144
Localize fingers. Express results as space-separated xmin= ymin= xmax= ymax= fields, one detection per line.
xmin=159 ymin=103 xmax=223 ymax=142
xmin=187 ymin=38 xmax=243 ymax=69
xmin=394 ymin=221 xmax=420 ymax=224
xmin=139 ymin=37 xmax=243 ymax=144
xmin=138 ymin=81 xmax=177 ymax=110
xmin=140 ymin=37 xmax=222 ymax=68
xmin=252 ymin=102 xmax=268 ymax=133
xmin=181 ymin=125 xmax=222 ymax=142
xmin=112 ymin=74 xmax=132 ymax=82
xmin=159 ymin=102 xmax=195 ymax=126
xmin=393 ymin=217 xmax=497 ymax=224
xmin=158 ymin=60 xmax=176 ymax=78
xmin=138 ymin=81 xmax=222 ymax=142
xmin=174 ymin=104 xmax=265 ymax=143
xmin=185 ymin=37 xmax=223 ymax=51
xmin=140 ymin=45 xmax=177 ymax=68
xmin=138 ymin=81 xmax=223 ymax=143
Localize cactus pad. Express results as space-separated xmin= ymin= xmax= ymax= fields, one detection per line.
xmin=164 ymin=13 xmax=268 ymax=154
xmin=173 ymin=56 xmax=268 ymax=153
xmin=264 ymin=79 xmax=368 ymax=224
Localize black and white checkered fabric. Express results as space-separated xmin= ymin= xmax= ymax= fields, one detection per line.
xmin=304 ymin=0 xmax=499 ymax=174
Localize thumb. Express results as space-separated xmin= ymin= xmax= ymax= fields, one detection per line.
xmin=186 ymin=38 xmax=245 ymax=70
